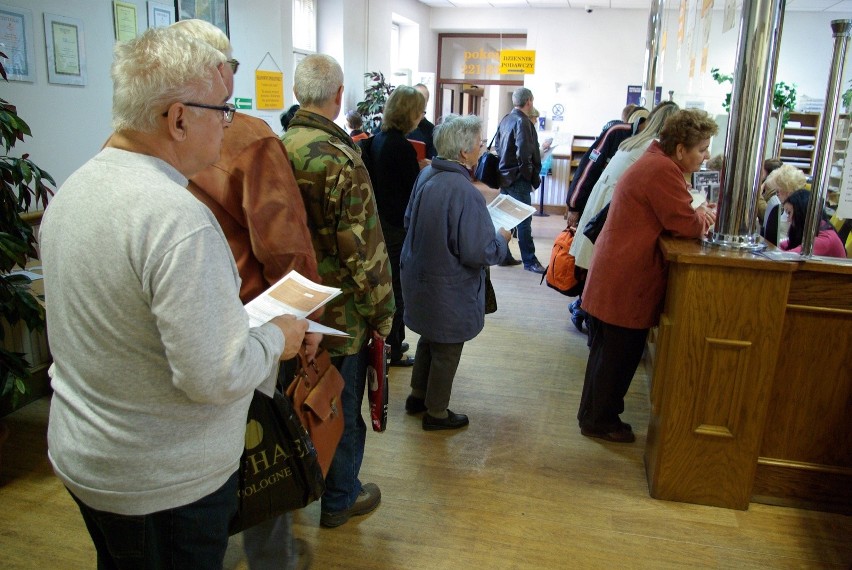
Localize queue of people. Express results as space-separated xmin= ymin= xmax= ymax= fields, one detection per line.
xmin=38 ymin=20 xmax=845 ymax=570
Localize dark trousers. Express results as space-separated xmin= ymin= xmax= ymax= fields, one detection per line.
xmin=381 ymin=220 xmax=407 ymax=359
xmin=410 ymin=337 xmax=465 ymax=415
xmin=577 ymin=315 xmax=648 ymax=430
xmin=69 ymin=471 xmax=238 ymax=570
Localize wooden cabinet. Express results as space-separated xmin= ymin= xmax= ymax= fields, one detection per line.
xmin=568 ymin=134 xmax=595 ymax=185
xmin=779 ymin=112 xmax=820 ymax=175
xmin=646 ymin=237 xmax=852 ymax=513
xmin=828 ymin=113 xmax=849 ymax=207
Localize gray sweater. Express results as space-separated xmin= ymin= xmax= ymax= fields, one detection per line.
xmin=41 ymin=148 xmax=283 ymax=515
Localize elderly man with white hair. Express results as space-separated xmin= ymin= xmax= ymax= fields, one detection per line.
xmin=41 ymin=26 xmax=307 ymax=568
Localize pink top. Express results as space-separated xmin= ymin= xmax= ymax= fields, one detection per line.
xmin=780 ymin=228 xmax=847 ymax=258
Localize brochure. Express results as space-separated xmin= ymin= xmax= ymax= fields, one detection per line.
xmin=245 ymin=270 xmax=349 ymax=336
xmin=487 ymin=194 xmax=537 ymax=232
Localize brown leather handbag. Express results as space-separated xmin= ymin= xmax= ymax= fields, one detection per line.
xmin=286 ymin=347 xmax=345 ymax=477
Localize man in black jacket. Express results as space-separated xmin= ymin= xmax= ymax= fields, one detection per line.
xmin=407 ymin=83 xmax=436 ymax=159
xmin=495 ymin=87 xmax=545 ymax=274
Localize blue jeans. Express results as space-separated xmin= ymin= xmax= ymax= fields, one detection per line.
xmin=70 ymin=471 xmax=238 ymax=570
xmin=501 ymin=178 xmax=537 ymax=266
xmin=323 ymin=345 xmax=369 ymax=513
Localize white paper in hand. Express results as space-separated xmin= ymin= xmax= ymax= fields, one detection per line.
xmin=245 ymin=270 xmax=341 ymax=327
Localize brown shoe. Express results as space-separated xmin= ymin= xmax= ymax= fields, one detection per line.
xmin=320 ymin=483 xmax=381 ymax=528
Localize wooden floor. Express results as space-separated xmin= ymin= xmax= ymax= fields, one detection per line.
xmin=2 ymin=213 xmax=851 ymax=569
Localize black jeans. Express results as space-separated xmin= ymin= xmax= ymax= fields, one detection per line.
xmin=69 ymin=471 xmax=238 ymax=570
xmin=381 ymin=220 xmax=407 ymax=359
xmin=577 ymin=315 xmax=648 ymax=430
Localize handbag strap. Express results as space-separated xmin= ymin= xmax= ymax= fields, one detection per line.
xmin=486 ymin=130 xmax=498 ymax=151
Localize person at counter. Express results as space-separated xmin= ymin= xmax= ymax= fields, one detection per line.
xmin=761 ymin=163 xmax=806 ymax=246
xmin=577 ymin=109 xmax=717 ymax=443
xmin=779 ymin=189 xmax=847 ymax=258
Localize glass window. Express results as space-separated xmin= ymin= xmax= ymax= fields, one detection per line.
xmin=293 ymin=0 xmax=316 ymax=53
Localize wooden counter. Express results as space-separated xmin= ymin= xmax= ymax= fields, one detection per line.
xmin=644 ymin=236 xmax=851 ymax=513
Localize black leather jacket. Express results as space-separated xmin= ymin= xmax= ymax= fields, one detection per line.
xmin=495 ymin=108 xmax=541 ymax=189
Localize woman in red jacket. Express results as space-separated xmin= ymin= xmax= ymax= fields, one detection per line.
xmin=577 ymin=109 xmax=718 ymax=443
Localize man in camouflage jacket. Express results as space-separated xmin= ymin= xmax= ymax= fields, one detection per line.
xmin=282 ymin=54 xmax=395 ymax=529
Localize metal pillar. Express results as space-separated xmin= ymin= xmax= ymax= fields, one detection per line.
xmin=800 ymin=19 xmax=851 ymax=256
xmin=642 ymin=0 xmax=665 ymax=108
xmin=705 ymin=0 xmax=785 ymax=250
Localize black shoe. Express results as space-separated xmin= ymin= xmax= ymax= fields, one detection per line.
xmin=389 ymin=356 xmax=415 ymax=367
xmin=499 ymin=255 xmax=522 ymax=266
xmin=524 ymin=261 xmax=546 ymax=274
xmin=422 ymin=409 xmax=469 ymax=431
xmin=405 ymin=395 xmax=427 ymax=414
xmin=400 ymin=342 xmax=409 ymax=353
xmin=580 ymin=421 xmax=635 ymax=443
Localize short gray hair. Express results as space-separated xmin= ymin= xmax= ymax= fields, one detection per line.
xmin=512 ymin=87 xmax=533 ymax=107
xmin=170 ymin=19 xmax=232 ymax=58
xmin=111 ymin=27 xmax=225 ymax=133
xmin=434 ymin=114 xmax=481 ymax=160
xmin=293 ymin=54 xmax=343 ymax=107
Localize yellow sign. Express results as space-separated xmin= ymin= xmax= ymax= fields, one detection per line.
xmin=255 ymin=70 xmax=284 ymax=110
xmin=499 ymin=50 xmax=536 ymax=75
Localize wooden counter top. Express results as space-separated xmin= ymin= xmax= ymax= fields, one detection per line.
xmin=659 ymin=235 xmax=852 ymax=275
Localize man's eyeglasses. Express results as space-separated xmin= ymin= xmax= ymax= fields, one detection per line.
xmin=227 ymin=59 xmax=239 ymax=73
xmin=185 ymin=102 xmax=236 ymax=123
xmin=162 ymin=102 xmax=236 ymax=123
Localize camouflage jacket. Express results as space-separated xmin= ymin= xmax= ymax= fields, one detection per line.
xmin=282 ymin=109 xmax=395 ymax=356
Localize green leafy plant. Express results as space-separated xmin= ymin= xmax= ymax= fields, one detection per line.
xmin=773 ymin=81 xmax=797 ymax=129
xmin=842 ymin=79 xmax=852 ymax=114
xmin=710 ymin=68 xmax=797 ymax=129
xmin=0 ymin=53 xmax=54 ymax=407
xmin=356 ymin=71 xmax=393 ymax=130
xmin=710 ymin=68 xmax=733 ymax=114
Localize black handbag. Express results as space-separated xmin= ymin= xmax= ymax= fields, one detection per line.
xmin=229 ymin=388 xmax=326 ymax=535
xmin=475 ymin=132 xmax=501 ymax=189
xmin=582 ymin=203 xmax=610 ymax=244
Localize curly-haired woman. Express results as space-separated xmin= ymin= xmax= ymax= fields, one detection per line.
xmin=577 ymin=109 xmax=718 ymax=443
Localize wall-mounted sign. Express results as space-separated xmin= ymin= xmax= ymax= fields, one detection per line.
xmin=255 ymin=70 xmax=283 ymax=110
xmin=234 ymin=97 xmax=252 ymax=110
xmin=626 ymin=85 xmax=662 ymax=107
xmin=551 ymin=103 xmax=564 ymax=122
xmin=499 ymin=50 xmax=535 ymax=75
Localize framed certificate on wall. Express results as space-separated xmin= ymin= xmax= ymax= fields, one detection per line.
xmin=175 ymin=0 xmax=228 ymax=37
xmin=0 ymin=4 xmax=36 ymax=82
xmin=43 ymin=12 xmax=87 ymax=86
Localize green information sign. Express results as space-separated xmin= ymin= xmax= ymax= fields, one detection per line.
xmin=234 ymin=97 xmax=253 ymax=110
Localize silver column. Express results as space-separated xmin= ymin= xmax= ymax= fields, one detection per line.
xmin=800 ymin=19 xmax=851 ymax=256
xmin=705 ymin=0 xmax=785 ymax=250
xmin=642 ymin=0 xmax=665 ymax=108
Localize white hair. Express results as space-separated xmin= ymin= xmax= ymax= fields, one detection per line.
xmin=434 ymin=114 xmax=481 ymax=160
xmin=293 ymin=54 xmax=343 ymax=107
xmin=170 ymin=19 xmax=233 ymax=58
xmin=111 ymin=26 xmax=225 ymax=133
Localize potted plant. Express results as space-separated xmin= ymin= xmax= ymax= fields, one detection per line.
xmin=356 ymin=71 xmax=393 ymax=131
xmin=842 ymin=79 xmax=852 ymax=114
xmin=0 ymin=54 xmax=54 ymax=414
xmin=711 ymin=67 xmax=797 ymax=129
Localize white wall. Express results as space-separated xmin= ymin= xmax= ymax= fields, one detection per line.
xmin=3 ymin=1 xmax=845 ymax=189
xmin=430 ymin=7 xmax=845 ymax=137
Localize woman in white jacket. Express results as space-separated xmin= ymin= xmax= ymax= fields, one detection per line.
xmin=569 ymin=101 xmax=679 ymax=332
